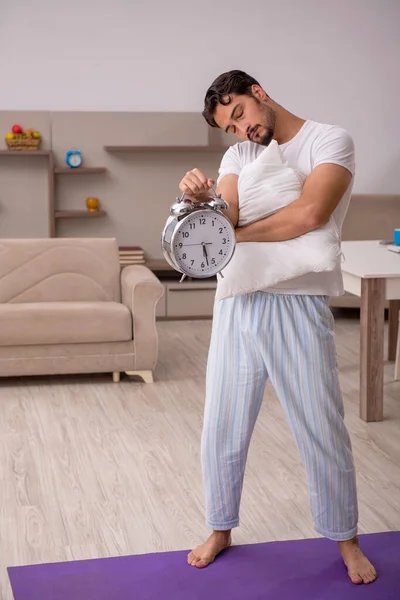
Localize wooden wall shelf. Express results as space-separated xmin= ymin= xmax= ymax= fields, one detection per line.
xmin=1 ymin=142 xmax=227 ymax=238
xmin=104 ymin=145 xmax=228 ymax=153
xmin=0 ymin=149 xmax=108 ymax=235
xmin=53 ymin=165 xmax=106 ymax=231
xmin=54 ymin=167 xmax=107 ymax=174
xmin=0 ymin=150 xmax=51 ymax=156
xmin=55 ymin=210 xmax=107 ymax=219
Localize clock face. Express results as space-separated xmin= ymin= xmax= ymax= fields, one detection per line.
xmin=171 ymin=210 xmax=235 ymax=277
xmin=68 ymin=153 xmax=82 ymax=167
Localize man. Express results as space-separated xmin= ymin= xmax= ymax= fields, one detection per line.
xmin=178 ymin=70 xmax=377 ymax=585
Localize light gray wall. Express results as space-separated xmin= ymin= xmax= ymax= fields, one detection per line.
xmin=0 ymin=111 xmax=231 ymax=252
xmin=50 ymin=112 xmax=225 ymax=254
xmin=0 ymin=112 xmax=51 ymax=238
xmin=1 ymin=0 xmax=399 ymax=193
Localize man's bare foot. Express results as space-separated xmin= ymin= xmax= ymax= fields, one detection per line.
xmin=338 ymin=537 xmax=377 ymax=584
xmin=188 ymin=530 xmax=232 ymax=568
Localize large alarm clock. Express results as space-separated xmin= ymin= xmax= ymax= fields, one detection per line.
xmin=66 ymin=149 xmax=83 ymax=168
xmin=161 ymin=193 xmax=236 ymax=281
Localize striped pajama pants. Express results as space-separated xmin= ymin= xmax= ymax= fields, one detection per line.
xmin=201 ymin=291 xmax=358 ymax=541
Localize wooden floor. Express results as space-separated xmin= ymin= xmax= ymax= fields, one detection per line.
xmin=0 ymin=314 xmax=399 ymax=598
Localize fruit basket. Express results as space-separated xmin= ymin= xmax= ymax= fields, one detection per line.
xmin=6 ymin=137 xmax=41 ymax=151
xmin=5 ymin=125 xmax=42 ymax=151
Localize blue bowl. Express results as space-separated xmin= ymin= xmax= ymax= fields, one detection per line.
xmin=394 ymin=229 xmax=400 ymax=246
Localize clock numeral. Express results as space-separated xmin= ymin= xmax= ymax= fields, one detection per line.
xmin=201 ymin=262 xmax=205 ymax=268
xmin=219 ymin=249 xmax=223 ymax=255
xmin=211 ymin=258 xmax=216 ymax=265
xmin=189 ymin=223 xmax=196 ymax=230
xmin=182 ymin=253 xmax=187 ymax=259
xmin=178 ymin=242 xmax=183 ymax=248
xmin=191 ymin=260 xmax=195 ymax=266
xmin=182 ymin=232 xmax=189 ymax=238
xmin=199 ymin=218 xmax=206 ymax=225
xmin=212 ymin=221 xmax=215 ymax=226
xmin=222 ymin=238 xmax=227 ymax=245
xmin=219 ymin=227 xmax=223 ymax=234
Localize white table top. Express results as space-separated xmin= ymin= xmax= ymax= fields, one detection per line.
xmin=341 ymin=240 xmax=400 ymax=279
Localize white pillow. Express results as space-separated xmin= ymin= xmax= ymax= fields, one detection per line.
xmin=215 ymin=141 xmax=341 ymax=299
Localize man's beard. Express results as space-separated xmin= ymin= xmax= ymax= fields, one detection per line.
xmin=258 ymin=126 xmax=275 ymax=146
xmin=248 ymin=103 xmax=276 ymax=146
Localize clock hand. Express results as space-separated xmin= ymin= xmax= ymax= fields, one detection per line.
xmin=202 ymin=243 xmax=209 ymax=265
xmin=182 ymin=242 xmax=212 ymax=246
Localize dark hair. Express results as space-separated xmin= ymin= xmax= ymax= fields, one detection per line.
xmin=202 ymin=70 xmax=262 ymax=128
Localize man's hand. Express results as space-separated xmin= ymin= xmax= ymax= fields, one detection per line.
xmin=236 ymin=163 xmax=352 ymax=243
xmin=178 ymin=170 xmax=240 ymax=228
xmin=179 ymin=168 xmax=215 ymax=202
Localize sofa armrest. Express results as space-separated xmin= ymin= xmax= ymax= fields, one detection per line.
xmin=121 ymin=265 xmax=164 ymax=371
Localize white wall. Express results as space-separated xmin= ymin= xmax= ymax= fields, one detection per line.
xmin=1 ymin=0 xmax=399 ymax=193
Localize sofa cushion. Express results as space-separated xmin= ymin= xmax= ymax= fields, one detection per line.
xmin=0 ymin=238 xmax=121 ymax=303
xmin=0 ymin=302 xmax=133 ymax=346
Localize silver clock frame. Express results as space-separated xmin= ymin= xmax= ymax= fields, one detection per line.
xmin=161 ymin=194 xmax=236 ymax=281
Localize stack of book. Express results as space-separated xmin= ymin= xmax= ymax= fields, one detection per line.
xmin=118 ymin=246 xmax=146 ymax=266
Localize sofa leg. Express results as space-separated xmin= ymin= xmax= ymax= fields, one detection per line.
xmin=112 ymin=372 xmax=121 ymax=383
xmin=125 ymin=370 xmax=154 ymax=383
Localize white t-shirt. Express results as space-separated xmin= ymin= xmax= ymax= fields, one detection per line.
xmin=217 ymin=120 xmax=355 ymax=296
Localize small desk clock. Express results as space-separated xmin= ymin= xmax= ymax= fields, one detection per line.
xmin=66 ymin=149 xmax=83 ymax=168
xmin=161 ymin=192 xmax=236 ymax=281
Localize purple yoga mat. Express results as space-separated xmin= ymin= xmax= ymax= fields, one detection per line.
xmin=7 ymin=531 xmax=400 ymax=600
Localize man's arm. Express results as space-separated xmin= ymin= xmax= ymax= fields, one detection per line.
xmin=235 ymin=163 xmax=352 ymax=243
xmin=178 ymin=168 xmax=239 ymax=227
xmin=217 ymin=174 xmax=239 ymax=227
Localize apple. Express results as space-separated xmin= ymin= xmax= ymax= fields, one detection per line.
xmin=6 ymin=133 xmax=15 ymax=140
xmin=12 ymin=124 xmax=23 ymax=134
xmin=32 ymin=131 xmax=41 ymax=139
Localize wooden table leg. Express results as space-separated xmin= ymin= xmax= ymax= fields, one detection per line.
xmin=388 ymin=300 xmax=400 ymax=361
xmin=360 ymin=278 xmax=385 ymax=422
